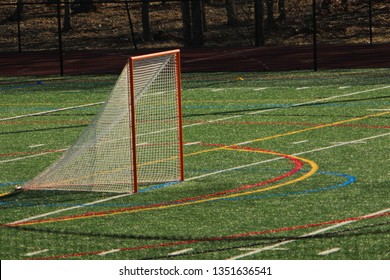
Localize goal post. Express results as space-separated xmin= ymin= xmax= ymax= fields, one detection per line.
xmin=22 ymin=49 xmax=184 ymax=193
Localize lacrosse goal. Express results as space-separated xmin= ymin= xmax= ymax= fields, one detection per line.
xmin=23 ymin=50 xmax=184 ymax=193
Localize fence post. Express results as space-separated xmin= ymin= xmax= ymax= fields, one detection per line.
xmin=254 ymin=0 xmax=265 ymax=47
xmin=312 ymin=0 xmax=318 ymax=71
xmin=56 ymin=0 xmax=64 ymax=76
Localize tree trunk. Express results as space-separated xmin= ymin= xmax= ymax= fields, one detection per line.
xmin=278 ymin=0 xmax=286 ymax=21
xmin=181 ymin=0 xmax=192 ymax=47
xmin=73 ymin=0 xmax=96 ymax=13
xmin=142 ymin=1 xmax=153 ymax=42
xmin=225 ymin=0 xmax=240 ymax=27
xmin=266 ymin=0 xmax=274 ymax=29
xmin=254 ymin=0 xmax=265 ymax=46
xmin=63 ymin=0 xmax=73 ymax=32
xmin=191 ymin=0 xmax=203 ymax=47
xmin=8 ymin=0 xmax=24 ymax=21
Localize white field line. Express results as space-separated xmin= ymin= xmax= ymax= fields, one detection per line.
xmin=0 ymin=102 xmax=104 ymax=122
xmin=7 ymin=193 xmax=131 ymax=226
xmin=7 ymin=131 xmax=390 ymax=226
xmin=0 ymin=149 xmax=66 ymax=164
xmin=29 ymin=144 xmax=45 ymax=148
xmin=98 ymin=249 xmax=121 ymax=256
xmin=4 ymin=85 xmax=390 ymax=223
xmin=2 ymin=85 xmax=388 ymax=148
xmin=185 ymin=141 xmax=201 ymax=146
xmin=293 ymin=140 xmax=309 ymax=145
xmin=186 ymin=131 xmax=390 ymax=182
xmin=318 ymin=247 xmax=341 ymax=256
xmin=228 ymin=208 xmax=390 ymax=260
xmin=367 ymin=108 xmax=390 ymax=111
xmin=168 ymin=248 xmax=194 ymax=256
xmin=24 ymin=249 xmax=49 ymax=257
xmin=186 ymin=85 xmax=390 ymax=125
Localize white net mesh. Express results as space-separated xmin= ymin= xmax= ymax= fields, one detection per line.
xmin=23 ymin=51 xmax=183 ymax=193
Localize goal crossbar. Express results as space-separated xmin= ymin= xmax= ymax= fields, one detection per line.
xmin=22 ymin=50 xmax=184 ymax=193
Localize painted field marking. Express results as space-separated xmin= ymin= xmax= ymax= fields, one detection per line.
xmin=5 ymin=120 xmax=390 ymax=225
xmin=185 ymin=141 xmax=201 ymax=146
xmin=3 ymin=86 xmax=390 ymax=224
xmin=330 ymin=141 xmax=366 ymax=145
xmin=29 ymin=144 xmax=45 ymax=148
xmin=7 ymin=193 xmax=131 ymax=226
xmin=339 ymin=86 xmax=351 ymax=89
xmin=188 ymin=110 xmax=390 ymax=158
xmin=318 ymin=247 xmax=341 ymax=256
xmin=24 ymin=249 xmax=49 ymax=257
xmin=228 ymin=208 xmax=390 ymax=260
xmin=98 ymin=249 xmax=121 ymax=256
xmin=0 ymin=102 xmax=103 ymax=122
xmin=253 ymin=87 xmax=268 ymax=91
xmin=239 ymin=247 xmax=288 ymax=251
xmin=0 ymin=149 xmax=66 ymax=164
xmin=25 ymin=209 xmax=389 ymax=260
xmin=7 ymin=149 xmax=315 ymax=226
xmin=293 ymin=140 xmax=309 ymax=145
xmin=168 ymin=248 xmax=194 ymax=256
xmin=367 ymin=109 xmax=390 ymax=111
xmin=183 ymin=85 xmax=390 ymax=127
xmin=211 ymin=89 xmax=224 ymax=92
xmin=296 ymin=87 xmax=310 ymax=90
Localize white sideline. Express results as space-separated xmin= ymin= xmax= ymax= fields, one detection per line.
xmin=4 ymin=85 xmax=390 ymax=225
xmin=0 ymin=102 xmax=104 ymax=122
xmin=7 ymin=130 xmax=390 ymax=226
xmin=227 ymin=208 xmax=390 ymax=260
xmin=6 ymin=193 xmax=131 ymax=226
xmin=184 ymin=85 xmax=390 ymax=127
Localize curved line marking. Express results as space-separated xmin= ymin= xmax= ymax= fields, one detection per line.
xmin=6 ymin=148 xmax=318 ymax=226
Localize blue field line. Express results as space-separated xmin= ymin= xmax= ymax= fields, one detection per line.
xmin=0 ymin=81 xmax=44 ymax=93
xmin=221 ymin=170 xmax=357 ymax=202
xmin=0 ymin=181 xmax=25 ymax=188
xmin=0 ymin=171 xmax=355 ymax=208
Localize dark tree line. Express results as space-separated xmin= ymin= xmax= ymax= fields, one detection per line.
xmin=7 ymin=0 xmax=355 ymax=47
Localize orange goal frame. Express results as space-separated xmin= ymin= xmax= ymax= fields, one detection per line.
xmin=128 ymin=49 xmax=184 ymax=193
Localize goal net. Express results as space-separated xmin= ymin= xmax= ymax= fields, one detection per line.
xmin=23 ymin=50 xmax=184 ymax=193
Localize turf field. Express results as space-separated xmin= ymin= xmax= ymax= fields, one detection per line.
xmin=0 ymin=69 xmax=389 ymax=260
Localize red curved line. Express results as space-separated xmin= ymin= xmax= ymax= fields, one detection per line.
xmin=8 ymin=146 xmax=303 ymax=226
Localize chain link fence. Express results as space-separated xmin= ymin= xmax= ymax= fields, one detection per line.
xmin=1 ymin=0 xmax=389 ymax=54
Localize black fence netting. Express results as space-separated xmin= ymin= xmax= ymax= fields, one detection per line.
xmin=1 ymin=0 xmax=389 ymax=53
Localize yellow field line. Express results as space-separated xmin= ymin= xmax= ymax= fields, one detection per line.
xmin=13 ymin=110 xmax=390 ymax=224
xmin=188 ymin=110 xmax=390 ymax=157
xmin=13 ymin=148 xmax=318 ymax=226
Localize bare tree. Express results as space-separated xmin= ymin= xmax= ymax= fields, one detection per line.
xmin=73 ymin=0 xmax=96 ymax=13
xmin=254 ymin=0 xmax=265 ymax=46
xmin=63 ymin=0 xmax=73 ymax=32
xmin=8 ymin=0 xmax=24 ymax=21
xmin=191 ymin=0 xmax=203 ymax=47
xmin=225 ymin=0 xmax=240 ymax=27
xmin=181 ymin=0 xmax=192 ymax=47
xmin=266 ymin=0 xmax=274 ymax=29
xmin=278 ymin=0 xmax=286 ymax=21
xmin=142 ymin=0 xmax=153 ymax=42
